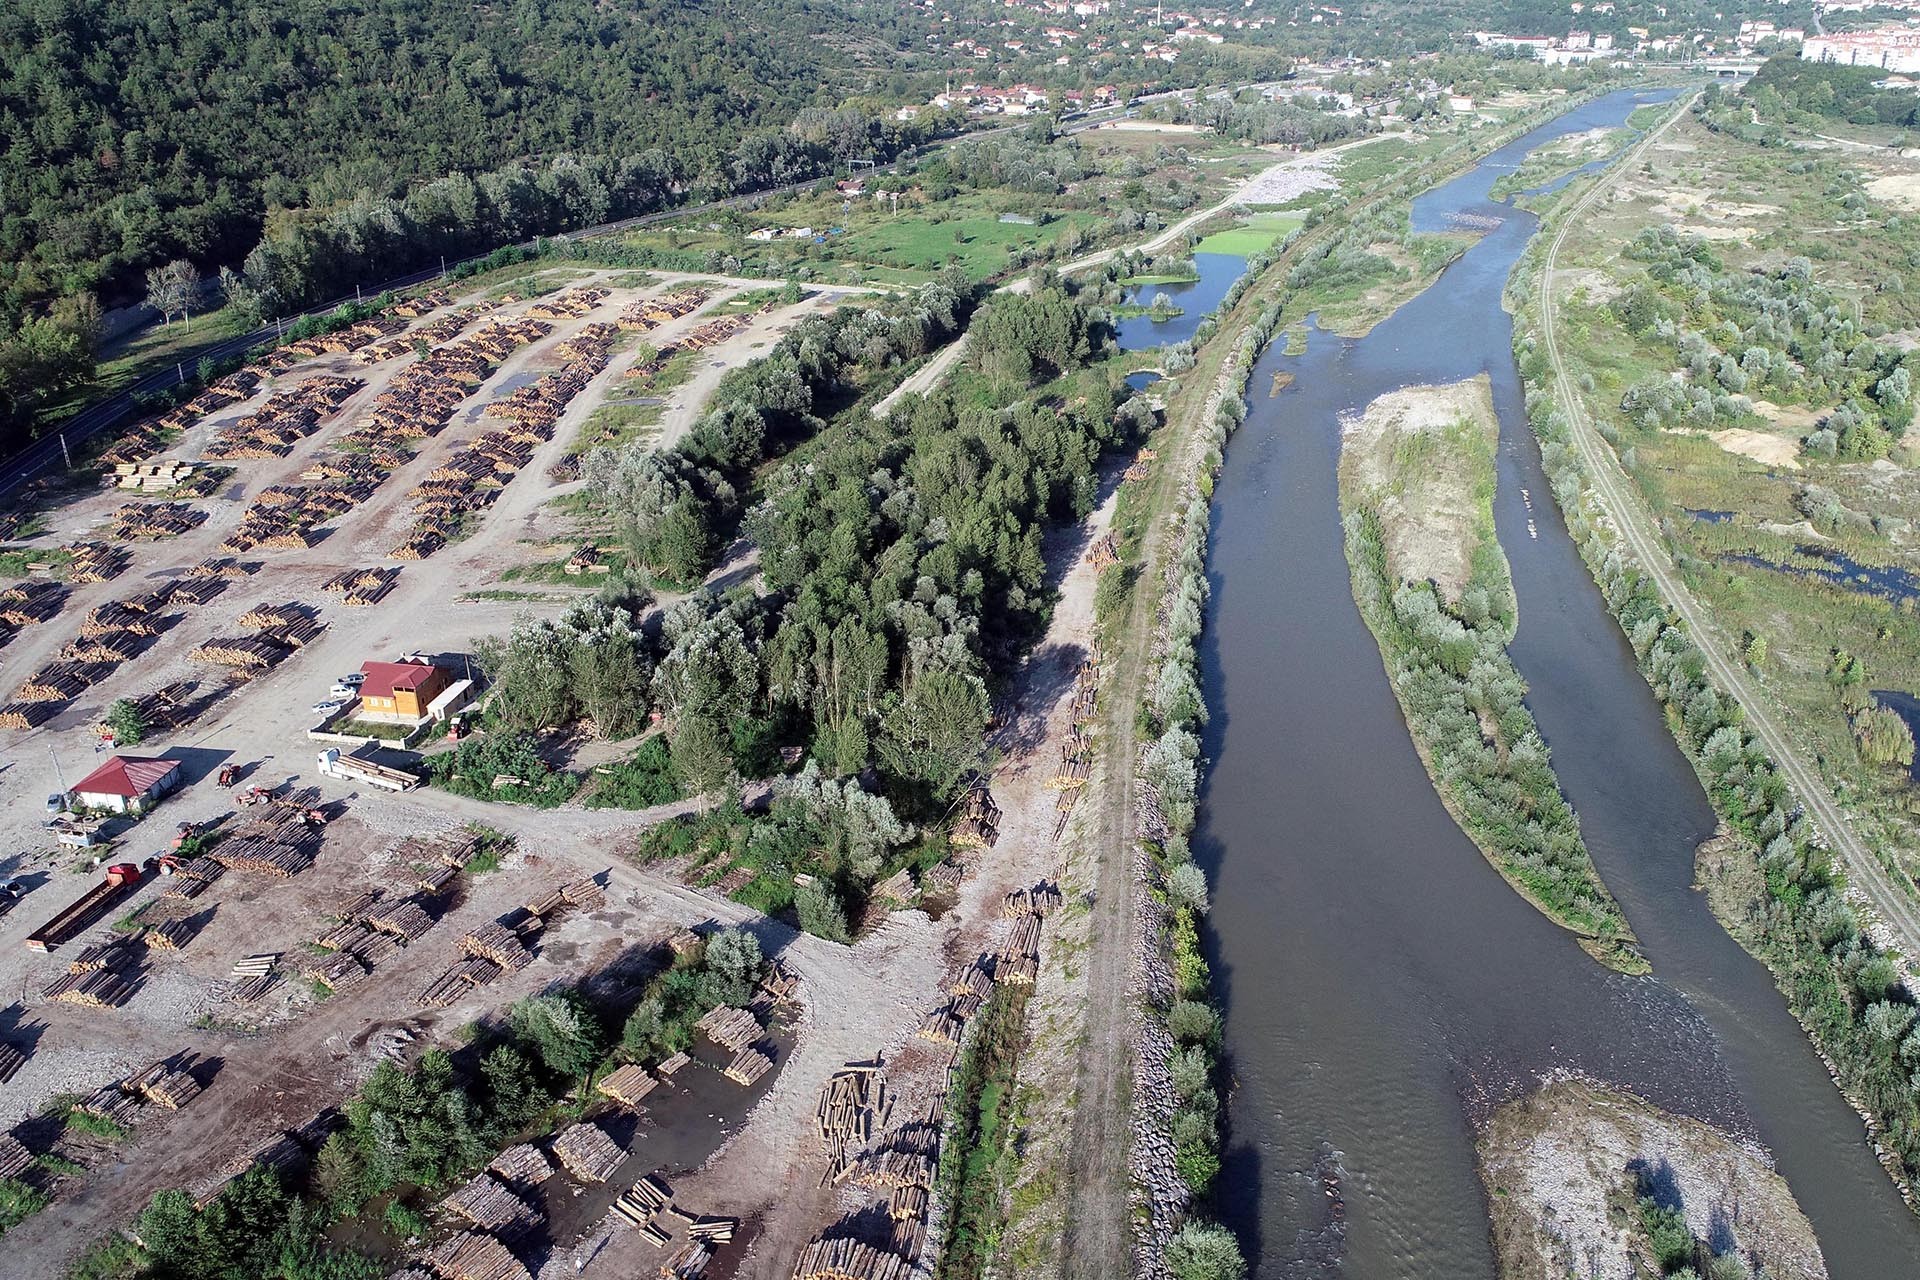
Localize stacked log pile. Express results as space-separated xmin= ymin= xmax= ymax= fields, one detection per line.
xmin=679 ymin=315 xmax=748 ymax=350
xmin=460 ymin=921 xmax=533 ymax=971
xmin=1053 ymin=654 xmax=1102 ymax=839
xmin=596 ymin=1064 xmax=658 ymax=1107
xmin=759 ymin=959 xmax=801 ymax=1002
xmin=617 ymin=289 xmax=708 ymax=332
xmin=816 ymin=1063 xmax=880 ymax=1176
xmin=722 ymin=1048 xmax=772 ymax=1086
xmin=949 ymin=785 xmax=1000 ymax=850
xmin=74 ymin=1082 xmax=142 ymax=1125
xmin=0 ymin=1134 xmax=30 ymax=1180
xmin=694 ymin=1005 xmax=760 ymax=1054
xmin=527 ymin=287 xmax=608 ymax=320
xmin=788 ymin=1239 xmax=908 ymax=1280
xmin=265 ymin=316 xmax=406 ymax=369
xmin=165 ymin=856 xmax=226 ymax=903
xmin=110 ymin=460 xmax=197 ymax=492
xmin=1123 ymin=446 xmax=1158 ymax=484
xmin=1004 ymin=882 xmax=1063 ymax=917
xmin=0 ymin=1042 xmax=28 ymax=1084
xmin=0 ymin=580 xmax=68 ymax=627
xmin=623 ymin=343 xmax=681 ymax=382
xmin=441 ymin=1172 xmax=535 ymax=1234
xmin=487 ymin=1143 xmax=553 ymax=1190
xmin=128 ymin=1057 xmax=205 ymax=1109
xmin=192 ymin=603 xmax=325 ymax=671
xmin=97 ymin=369 xmax=262 ymax=469
xmin=922 ymin=859 xmax=965 ymax=894
xmin=391 ymin=289 xmax=454 ymax=319
xmin=61 ymin=542 xmax=129 ymax=585
xmin=660 ymin=1243 xmax=712 ymax=1278
xmin=190 ymin=556 xmax=256 ymax=580
xmin=1084 ymin=531 xmax=1119 ymax=569
xmin=421 ymin=1230 xmax=530 ymax=1280
xmin=997 ymin=912 xmax=1043 ymax=987
xmin=221 ymin=480 xmax=375 ymax=553
xmin=358 ymin=305 xmax=490 ymax=363
xmin=322 ymin=566 xmax=401 ymax=606
xmin=203 ymin=377 xmax=363 ymax=460
xmin=45 ymin=937 xmax=142 ymax=1007
xmin=13 ymin=659 xmax=113 ymax=702
xmin=418 ymin=956 xmax=505 ymax=1009
xmin=551 ymin=1122 xmax=624 ymax=1183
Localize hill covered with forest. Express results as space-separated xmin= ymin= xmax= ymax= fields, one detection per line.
xmin=0 ymin=0 xmax=921 ymax=316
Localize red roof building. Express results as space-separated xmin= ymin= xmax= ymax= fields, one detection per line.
xmin=69 ymin=755 xmax=183 ymax=814
xmin=358 ymin=656 xmax=456 ymax=722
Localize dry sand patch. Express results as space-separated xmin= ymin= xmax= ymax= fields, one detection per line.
xmin=1340 ymin=375 xmax=1499 ymax=600
xmin=1480 ymin=1077 xmax=1826 ymax=1280
xmin=1707 ymin=427 xmax=1802 ymax=470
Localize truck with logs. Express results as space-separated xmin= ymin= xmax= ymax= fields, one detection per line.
xmin=316 ymin=748 xmax=420 ymax=793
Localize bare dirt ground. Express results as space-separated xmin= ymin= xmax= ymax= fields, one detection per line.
xmin=1479 ymin=1076 xmax=1827 ymax=1280
xmin=1704 ymin=426 xmax=1803 ymax=470
xmin=1340 ymin=376 xmax=1499 ymax=601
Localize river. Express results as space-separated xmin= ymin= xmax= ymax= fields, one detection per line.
xmin=1181 ymin=89 xmax=1920 ymax=1278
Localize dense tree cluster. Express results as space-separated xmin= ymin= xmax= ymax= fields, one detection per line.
xmin=1613 ymin=226 xmax=1917 ymax=460
xmin=1741 ymin=55 xmax=1920 ymax=130
xmin=0 ymin=0 xmax=945 ymax=452
xmin=582 ymin=273 xmax=974 ymax=589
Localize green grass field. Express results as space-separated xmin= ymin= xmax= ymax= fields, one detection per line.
xmin=1194 ymin=211 xmax=1306 ymax=256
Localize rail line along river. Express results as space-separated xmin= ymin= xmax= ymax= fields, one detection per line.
xmin=1177 ymin=88 xmax=1920 ymax=1278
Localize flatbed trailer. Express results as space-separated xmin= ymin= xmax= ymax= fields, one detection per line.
xmin=25 ymin=866 xmax=141 ymax=952
xmin=316 ymin=748 xmax=420 ymax=792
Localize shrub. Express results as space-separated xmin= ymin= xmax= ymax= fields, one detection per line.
xmin=1166 ymin=1220 xmax=1247 ymax=1280
xmin=1168 ymin=999 xmax=1219 ymax=1046
xmin=795 ymin=878 xmax=851 ymax=942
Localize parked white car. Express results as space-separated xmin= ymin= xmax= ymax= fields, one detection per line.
xmin=311 ymin=698 xmax=349 ymax=716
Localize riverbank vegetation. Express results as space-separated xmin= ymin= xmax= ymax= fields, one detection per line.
xmin=1478 ymin=1078 xmax=1827 ymax=1280
xmin=933 ymin=984 xmax=1030 ymax=1280
xmin=1489 ymin=126 xmax=1625 ymax=201
xmin=1338 ymin=378 xmax=1643 ymax=971
xmin=1514 ymin=98 xmax=1920 ymax=922
xmin=1516 ymin=213 xmax=1920 ymax=1199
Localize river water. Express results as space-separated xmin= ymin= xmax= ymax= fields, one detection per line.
xmin=1184 ymin=89 xmax=1920 ymax=1277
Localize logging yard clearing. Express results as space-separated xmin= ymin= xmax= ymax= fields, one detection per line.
xmin=0 ymin=236 xmax=1149 ymax=1279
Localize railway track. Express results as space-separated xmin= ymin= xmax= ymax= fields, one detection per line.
xmin=1536 ymin=93 xmax=1920 ymax=964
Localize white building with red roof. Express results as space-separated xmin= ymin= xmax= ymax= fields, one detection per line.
xmin=69 ymin=755 xmax=183 ymax=815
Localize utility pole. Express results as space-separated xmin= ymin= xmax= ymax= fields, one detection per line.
xmin=58 ymin=433 xmax=71 ymax=470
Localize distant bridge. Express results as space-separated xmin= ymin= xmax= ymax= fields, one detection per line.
xmin=1686 ymin=58 xmax=1765 ymax=78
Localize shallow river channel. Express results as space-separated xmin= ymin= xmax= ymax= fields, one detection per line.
xmin=1180 ymin=89 xmax=1920 ymax=1278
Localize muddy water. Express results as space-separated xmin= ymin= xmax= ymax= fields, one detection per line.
xmin=1188 ymin=89 xmax=1920 ymax=1278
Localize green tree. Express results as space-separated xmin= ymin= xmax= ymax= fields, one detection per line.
xmin=795 ymin=877 xmax=850 ymax=942
xmin=104 ymin=698 xmax=147 ymax=746
xmin=876 ymin=667 xmax=990 ymax=801
xmin=509 ymin=992 xmax=604 ymax=1084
